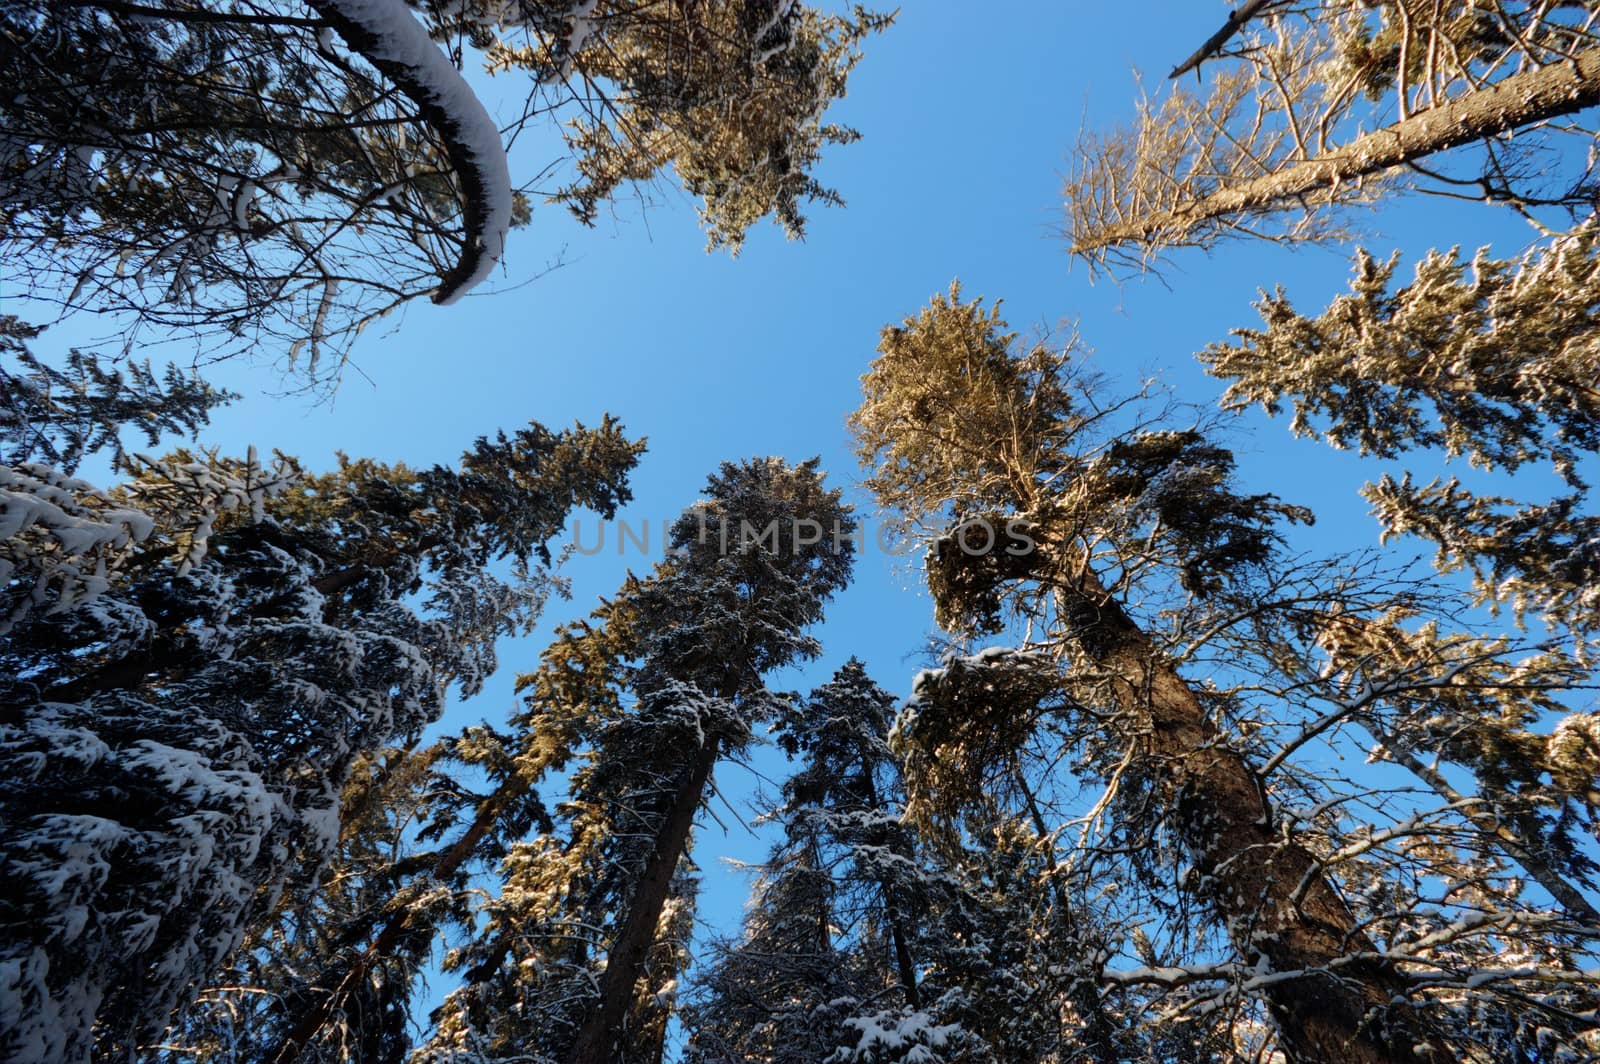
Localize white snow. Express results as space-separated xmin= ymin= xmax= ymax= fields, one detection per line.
xmin=839 ymin=1009 xmax=961 ymax=1062
xmin=313 ymin=0 xmax=511 ymax=304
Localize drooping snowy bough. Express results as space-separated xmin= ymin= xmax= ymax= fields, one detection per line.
xmin=306 ymin=0 xmax=511 ymax=306
xmin=1 ymin=1 xmax=889 ymax=380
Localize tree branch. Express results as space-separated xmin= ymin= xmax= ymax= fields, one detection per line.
xmin=1084 ymin=47 xmax=1600 ymax=256
xmin=54 ymin=0 xmax=326 ymax=28
xmin=306 ymin=0 xmax=511 ymax=305
xmin=1169 ymin=0 xmax=1276 ymax=80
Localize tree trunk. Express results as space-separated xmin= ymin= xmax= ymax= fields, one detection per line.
xmin=567 ymin=738 xmax=722 ymax=1064
xmin=1078 ymin=47 xmax=1600 ymax=254
xmin=858 ymin=772 xmax=922 ymax=1011
xmin=884 ymin=892 xmax=921 ymax=1010
xmin=1061 ymin=575 xmax=1432 ymax=1064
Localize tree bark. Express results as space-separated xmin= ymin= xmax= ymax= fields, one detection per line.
xmin=1080 ymin=47 xmax=1600 ymax=254
xmin=567 ymin=738 xmax=722 ymax=1064
xmin=1061 ymin=574 xmax=1432 ymax=1064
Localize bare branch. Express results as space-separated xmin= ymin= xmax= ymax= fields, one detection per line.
xmin=1169 ymin=0 xmax=1278 ymax=80
xmin=1076 ymin=46 xmax=1600 ymax=262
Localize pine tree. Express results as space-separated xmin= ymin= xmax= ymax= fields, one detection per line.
xmin=415 ymin=457 xmax=855 ymax=1064
xmin=851 ymin=285 xmax=1439 ymax=1064
xmin=776 ymin=661 xmax=926 ymax=1014
xmin=1189 ymin=210 xmax=1600 ymax=926
xmin=685 ymin=660 xmax=1103 ymax=1064
xmin=853 ymin=284 xmax=1600 ymax=1062
xmin=1057 ymin=13 xmax=1600 ymax=1059
xmin=682 ymin=825 xmax=855 ymax=1064
xmin=0 ymin=413 xmax=642 ymax=1063
xmin=1 ymin=316 xmax=234 ymax=476
xmin=1200 ymin=224 xmax=1600 ymax=633
xmin=159 ymin=743 xmax=457 ymax=1063
xmin=681 ymin=660 xmax=926 ymax=1064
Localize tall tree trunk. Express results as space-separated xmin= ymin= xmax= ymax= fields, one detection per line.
xmin=1076 ymin=47 xmax=1600 ymax=255
xmin=883 ymin=892 xmax=921 ymax=1010
xmin=858 ymin=773 xmax=921 ymax=1010
xmin=567 ymin=738 xmax=722 ymax=1064
xmin=1060 ymin=574 xmax=1431 ymax=1064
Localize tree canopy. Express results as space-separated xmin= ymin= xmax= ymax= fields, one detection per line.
xmin=1066 ymin=1 xmax=1600 ymax=272
xmin=2 ymin=0 xmax=889 ymax=381
xmin=4 ymin=4 xmax=1599 ymax=1063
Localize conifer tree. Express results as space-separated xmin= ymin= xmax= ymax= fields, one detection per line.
xmin=854 ymin=284 xmax=1600 ymax=1062
xmin=1 ymin=316 xmax=234 ymax=476
xmin=416 ymin=457 xmax=855 ymax=1064
xmin=161 ymin=743 xmax=456 ymax=1063
xmin=0 ymin=410 xmax=642 ymax=1063
xmin=853 ymin=285 xmax=1438 ymax=1064
xmin=681 ymin=660 xmax=926 ymax=1064
xmin=2 ymin=0 xmax=890 ymax=375
xmin=1191 ymin=212 xmax=1600 ymax=925
xmin=685 ymin=659 xmax=1102 ymax=1064
xmin=1062 ymin=19 xmax=1600 ymax=1049
xmin=1201 ymin=224 xmax=1600 ymax=634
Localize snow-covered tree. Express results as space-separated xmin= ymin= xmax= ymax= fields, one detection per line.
xmin=412 ymin=457 xmax=856 ymax=1064
xmin=2 ymin=316 xmax=233 ymax=476
xmin=851 ymin=284 xmax=1597 ymax=1063
xmin=1202 ymin=223 xmax=1600 ymax=634
xmin=0 ymin=414 xmax=642 ymax=1063
xmin=685 ymin=660 xmax=1106 ymax=1064
xmin=681 ymin=661 xmax=928 ymax=1064
xmin=1055 ymin=14 xmax=1600 ymax=1058
xmin=2 ymin=0 xmax=890 ymax=379
xmin=158 ymin=743 xmax=456 ymax=1063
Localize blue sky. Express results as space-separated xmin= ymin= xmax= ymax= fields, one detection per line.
xmin=11 ymin=0 xmax=1581 ymax=1025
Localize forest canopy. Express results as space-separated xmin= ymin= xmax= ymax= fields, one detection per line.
xmin=3 ymin=3 xmax=1598 ymax=1064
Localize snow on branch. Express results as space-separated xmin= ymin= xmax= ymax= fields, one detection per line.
xmin=308 ymin=0 xmax=511 ymax=305
xmin=0 ymin=463 xmax=155 ymax=634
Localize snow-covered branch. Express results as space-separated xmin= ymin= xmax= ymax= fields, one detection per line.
xmin=307 ymin=0 xmax=511 ymax=305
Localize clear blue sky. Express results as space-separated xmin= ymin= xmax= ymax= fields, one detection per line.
xmin=13 ymin=0 xmax=1572 ymax=1028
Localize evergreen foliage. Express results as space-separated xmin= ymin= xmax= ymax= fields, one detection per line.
xmin=1 ymin=0 xmax=890 ymax=375
xmin=417 ymin=458 xmax=854 ymax=1064
xmin=1202 ymin=224 xmax=1600 ymax=631
xmin=5 ymin=7 xmax=1600 ymax=1064
xmin=851 ymin=284 xmax=1600 ymax=1063
xmin=0 ymin=402 xmax=642 ymax=1062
